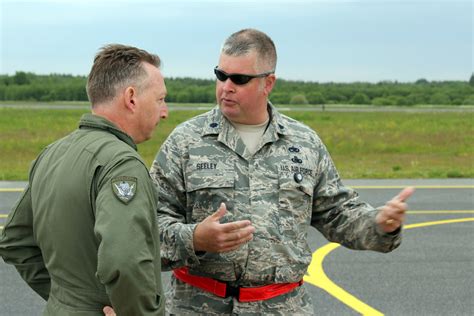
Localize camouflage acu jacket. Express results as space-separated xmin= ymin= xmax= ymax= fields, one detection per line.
xmin=150 ymin=104 xmax=401 ymax=287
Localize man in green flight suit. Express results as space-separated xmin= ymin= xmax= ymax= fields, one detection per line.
xmin=0 ymin=44 xmax=168 ymax=315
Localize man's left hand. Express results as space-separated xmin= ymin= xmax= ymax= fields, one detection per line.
xmin=376 ymin=187 xmax=415 ymax=233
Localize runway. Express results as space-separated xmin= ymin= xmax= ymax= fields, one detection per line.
xmin=1 ymin=179 xmax=473 ymax=315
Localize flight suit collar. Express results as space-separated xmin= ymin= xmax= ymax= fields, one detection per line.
xmin=79 ymin=113 xmax=137 ymax=150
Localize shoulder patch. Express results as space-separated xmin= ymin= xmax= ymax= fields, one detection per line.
xmin=111 ymin=176 xmax=137 ymax=204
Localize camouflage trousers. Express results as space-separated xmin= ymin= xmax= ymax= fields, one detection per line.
xmin=165 ymin=275 xmax=313 ymax=315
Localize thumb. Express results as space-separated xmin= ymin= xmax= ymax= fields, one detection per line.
xmin=396 ymin=186 xmax=415 ymax=202
xmin=103 ymin=306 xmax=116 ymax=316
xmin=211 ymin=202 xmax=227 ymax=221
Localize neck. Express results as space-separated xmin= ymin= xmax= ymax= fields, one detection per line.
xmin=92 ymin=104 xmax=135 ymax=141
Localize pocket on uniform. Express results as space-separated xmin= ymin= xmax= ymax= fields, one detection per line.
xmin=185 ymin=171 xmax=235 ymax=222
xmin=278 ymin=172 xmax=313 ymax=239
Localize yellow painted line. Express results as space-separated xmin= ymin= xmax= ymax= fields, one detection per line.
xmin=0 ymin=214 xmax=7 ymax=218
xmin=0 ymin=188 xmax=24 ymax=192
xmin=408 ymin=210 xmax=474 ymax=214
xmin=405 ymin=218 xmax=474 ymax=229
xmin=304 ymin=217 xmax=474 ymax=315
xmin=305 ymin=243 xmax=384 ymax=316
xmin=352 ymin=185 xmax=474 ymax=189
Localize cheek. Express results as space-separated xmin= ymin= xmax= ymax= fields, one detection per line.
xmin=216 ymin=80 xmax=229 ymax=93
xmin=144 ymin=104 xmax=157 ymax=125
xmin=153 ymin=105 xmax=161 ymax=121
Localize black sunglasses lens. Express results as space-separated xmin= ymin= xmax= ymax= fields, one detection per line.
xmin=214 ymin=69 xmax=227 ymax=81
xmin=214 ymin=68 xmax=253 ymax=85
xmin=230 ymin=75 xmax=251 ymax=85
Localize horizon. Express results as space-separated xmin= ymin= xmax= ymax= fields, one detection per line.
xmin=1 ymin=70 xmax=473 ymax=85
xmin=1 ymin=0 xmax=472 ymax=83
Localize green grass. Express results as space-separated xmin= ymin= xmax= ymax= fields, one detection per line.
xmin=0 ymin=107 xmax=472 ymax=180
xmin=291 ymin=111 xmax=473 ymax=178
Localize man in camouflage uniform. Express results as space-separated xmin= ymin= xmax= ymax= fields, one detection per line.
xmin=0 ymin=44 xmax=168 ymax=315
xmin=150 ymin=29 xmax=414 ymax=315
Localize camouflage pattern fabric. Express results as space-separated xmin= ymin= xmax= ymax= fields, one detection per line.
xmin=150 ymin=104 xmax=401 ymax=314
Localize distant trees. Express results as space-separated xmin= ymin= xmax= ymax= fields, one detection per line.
xmin=0 ymin=72 xmax=473 ymax=105
xmin=12 ymin=71 xmax=30 ymax=85
xmin=289 ymin=94 xmax=309 ymax=105
xmin=350 ymin=92 xmax=370 ymax=105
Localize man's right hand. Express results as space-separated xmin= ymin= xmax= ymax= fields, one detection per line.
xmin=193 ymin=203 xmax=255 ymax=253
xmin=103 ymin=306 xmax=115 ymax=316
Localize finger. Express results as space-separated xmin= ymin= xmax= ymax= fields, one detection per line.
xmin=222 ymin=225 xmax=255 ymax=242
xmin=210 ymin=202 xmax=227 ymax=221
xmin=385 ymin=200 xmax=407 ymax=214
xmin=387 ymin=210 xmax=405 ymax=222
xmin=219 ymin=234 xmax=254 ymax=252
xmin=103 ymin=306 xmax=116 ymax=316
xmin=220 ymin=220 xmax=254 ymax=233
xmin=395 ymin=186 xmax=415 ymax=202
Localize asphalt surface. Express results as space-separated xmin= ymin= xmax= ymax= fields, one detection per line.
xmin=1 ymin=179 xmax=473 ymax=315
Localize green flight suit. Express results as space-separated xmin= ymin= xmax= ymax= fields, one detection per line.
xmin=0 ymin=114 xmax=164 ymax=315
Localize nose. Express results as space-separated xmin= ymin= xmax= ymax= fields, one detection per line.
xmin=160 ymin=103 xmax=168 ymax=119
xmin=221 ymin=78 xmax=236 ymax=93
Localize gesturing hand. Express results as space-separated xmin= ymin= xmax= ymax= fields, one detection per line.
xmin=376 ymin=187 xmax=415 ymax=233
xmin=193 ymin=203 xmax=255 ymax=253
xmin=103 ymin=306 xmax=116 ymax=316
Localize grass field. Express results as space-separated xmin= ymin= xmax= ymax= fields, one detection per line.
xmin=0 ymin=107 xmax=472 ymax=180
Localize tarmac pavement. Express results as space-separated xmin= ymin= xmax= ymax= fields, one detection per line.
xmin=1 ymin=179 xmax=473 ymax=315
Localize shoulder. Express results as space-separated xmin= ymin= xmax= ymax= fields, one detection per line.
xmin=277 ymin=112 xmax=323 ymax=147
xmin=83 ymin=129 xmax=143 ymax=164
xmin=164 ymin=109 xmax=215 ymax=147
xmin=173 ymin=110 xmax=213 ymax=135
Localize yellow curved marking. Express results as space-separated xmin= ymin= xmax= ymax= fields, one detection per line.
xmin=304 ymin=217 xmax=474 ymax=315
xmin=304 ymin=243 xmax=384 ymax=316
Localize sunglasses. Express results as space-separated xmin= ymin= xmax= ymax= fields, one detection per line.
xmin=214 ymin=66 xmax=273 ymax=85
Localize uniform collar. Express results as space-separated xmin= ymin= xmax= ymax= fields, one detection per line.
xmin=79 ymin=113 xmax=137 ymax=150
xmin=201 ymin=102 xmax=290 ymax=137
xmin=201 ymin=102 xmax=290 ymax=160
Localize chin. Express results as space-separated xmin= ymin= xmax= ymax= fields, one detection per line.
xmin=220 ymin=105 xmax=237 ymax=115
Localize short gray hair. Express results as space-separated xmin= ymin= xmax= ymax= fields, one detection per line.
xmin=221 ymin=28 xmax=277 ymax=72
xmin=86 ymin=44 xmax=161 ymax=106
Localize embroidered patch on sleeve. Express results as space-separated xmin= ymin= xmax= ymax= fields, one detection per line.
xmin=111 ymin=176 xmax=137 ymax=204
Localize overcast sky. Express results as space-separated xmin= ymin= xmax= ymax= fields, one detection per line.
xmin=1 ymin=0 xmax=472 ymax=82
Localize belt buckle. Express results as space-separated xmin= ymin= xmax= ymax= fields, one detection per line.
xmin=225 ymin=283 xmax=240 ymax=299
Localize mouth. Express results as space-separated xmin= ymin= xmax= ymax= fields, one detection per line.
xmin=220 ymin=98 xmax=237 ymax=106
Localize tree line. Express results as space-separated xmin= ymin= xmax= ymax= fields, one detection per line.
xmin=1 ymin=71 xmax=473 ymax=106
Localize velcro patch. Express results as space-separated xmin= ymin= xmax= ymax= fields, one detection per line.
xmin=111 ymin=176 xmax=137 ymax=204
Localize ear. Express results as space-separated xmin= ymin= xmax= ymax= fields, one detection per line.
xmin=263 ymin=74 xmax=276 ymax=96
xmin=124 ymin=86 xmax=138 ymax=113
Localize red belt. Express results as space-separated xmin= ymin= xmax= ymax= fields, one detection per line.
xmin=173 ymin=266 xmax=303 ymax=302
